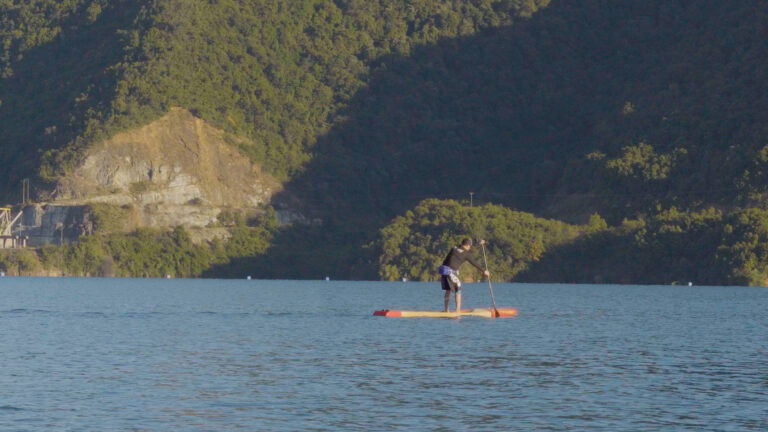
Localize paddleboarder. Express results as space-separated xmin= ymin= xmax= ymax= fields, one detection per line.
xmin=438 ymin=238 xmax=490 ymax=312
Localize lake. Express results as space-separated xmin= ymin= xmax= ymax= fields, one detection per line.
xmin=0 ymin=278 xmax=766 ymax=431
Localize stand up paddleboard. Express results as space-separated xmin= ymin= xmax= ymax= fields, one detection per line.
xmin=373 ymin=308 xmax=518 ymax=318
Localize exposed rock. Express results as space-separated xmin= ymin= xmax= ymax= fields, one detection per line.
xmin=276 ymin=210 xmax=322 ymax=226
xmin=14 ymin=203 xmax=234 ymax=246
xmin=12 ymin=108 xmax=313 ymax=247
xmin=54 ymin=108 xmax=282 ymax=228
xmin=18 ymin=204 xmax=93 ymax=246
xmin=187 ymin=227 xmax=231 ymax=244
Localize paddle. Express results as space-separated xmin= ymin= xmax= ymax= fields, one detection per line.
xmin=479 ymin=240 xmax=500 ymax=318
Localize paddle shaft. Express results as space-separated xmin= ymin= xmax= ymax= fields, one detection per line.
xmin=479 ymin=242 xmax=499 ymax=315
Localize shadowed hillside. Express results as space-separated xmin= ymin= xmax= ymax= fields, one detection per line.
xmin=222 ymin=0 xmax=768 ymax=279
xmin=285 ymin=0 xmax=768 ymax=223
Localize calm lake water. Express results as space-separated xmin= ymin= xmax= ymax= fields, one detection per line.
xmin=0 ymin=278 xmax=766 ymax=431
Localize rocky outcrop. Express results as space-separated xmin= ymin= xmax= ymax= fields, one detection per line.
xmin=18 ymin=204 xmax=93 ymax=246
xmin=54 ymin=108 xmax=282 ymax=228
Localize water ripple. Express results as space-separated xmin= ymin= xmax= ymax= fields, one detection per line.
xmin=0 ymin=406 xmax=23 ymax=411
xmin=0 ymin=280 xmax=766 ymax=431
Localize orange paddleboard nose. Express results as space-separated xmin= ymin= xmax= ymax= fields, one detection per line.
xmin=373 ymin=308 xmax=518 ymax=318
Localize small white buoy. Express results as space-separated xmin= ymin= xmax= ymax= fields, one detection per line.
xmin=166 ymin=274 xmax=171 ymax=279
xmin=325 ymin=276 xmax=330 ymax=281
xmin=246 ymin=275 xmax=252 ymax=280
xmin=402 ymin=277 xmax=407 ymax=282
xmin=688 ymin=282 xmax=693 ymax=286
xmin=0 ymin=271 xmax=5 ymax=277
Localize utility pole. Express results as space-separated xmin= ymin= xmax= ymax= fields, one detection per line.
xmin=55 ymin=222 xmax=63 ymax=245
xmin=21 ymin=179 xmax=30 ymax=205
xmin=469 ymin=192 xmax=474 ymax=207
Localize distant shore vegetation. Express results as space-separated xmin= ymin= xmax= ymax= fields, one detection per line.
xmin=377 ymin=200 xmax=768 ymax=287
xmin=3 ymin=199 xmax=768 ymax=286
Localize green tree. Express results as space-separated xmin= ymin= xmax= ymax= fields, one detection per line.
xmin=377 ymin=199 xmax=579 ymax=281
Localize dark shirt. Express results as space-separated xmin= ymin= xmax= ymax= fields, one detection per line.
xmin=442 ymin=246 xmax=484 ymax=272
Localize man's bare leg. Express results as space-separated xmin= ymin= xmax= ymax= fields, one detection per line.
xmin=455 ymin=292 xmax=462 ymax=312
xmin=444 ymin=290 xmax=450 ymax=312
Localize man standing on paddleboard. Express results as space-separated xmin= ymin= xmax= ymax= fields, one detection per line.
xmin=438 ymin=238 xmax=490 ymax=312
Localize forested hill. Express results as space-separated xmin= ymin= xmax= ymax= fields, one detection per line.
xmin=289 ymin=0 xmax=768 ymax=224
xmin=250 ymin=0 xmax=768 ymax=280
xmin=3 ymin=1 xmax=768 ymax=282
xmin=0 ymin=0 xmax=548 ymax=197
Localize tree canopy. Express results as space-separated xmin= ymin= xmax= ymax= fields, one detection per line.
xmin=378 ymin=199 xmax=580 ymax=281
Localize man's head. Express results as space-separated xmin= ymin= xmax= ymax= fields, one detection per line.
xmin=461 ymin=238 xmax=473 ymax=250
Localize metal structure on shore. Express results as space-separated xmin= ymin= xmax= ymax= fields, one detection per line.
xmin=0 ymin=207 xmax=26 ymax=248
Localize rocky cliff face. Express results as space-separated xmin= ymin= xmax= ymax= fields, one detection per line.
xmin=18 ymin=204 xmax=92 ymax=246
xmin=53 ymin=108 xmax=282 ymax=228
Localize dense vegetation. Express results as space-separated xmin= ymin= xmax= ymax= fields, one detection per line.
xmin=376 ymin=200 xmax=768 ymax=286
xmin=0 ymin=211 xmax=278 ymax=278
xmin=4 ymin=1 xmax=768 ymax=284
xmin=519 ymin=206 xmax=768 ymax=286
xmin=267 ymin=0 xmax=768 ymax=283
xmin=290 ymin=0 xmax=768 ymax=224
xmin=377 ymin=199 xmax=584 ymax=281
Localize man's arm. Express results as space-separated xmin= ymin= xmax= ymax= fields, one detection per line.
xmin=466 ymin=254 xmax=491 ymax=278
xmin=467 ymin=255 xmax=485 ymax=271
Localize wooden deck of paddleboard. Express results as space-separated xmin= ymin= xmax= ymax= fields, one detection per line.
xmin=373 ymin=308 xmax=518 ymax=318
